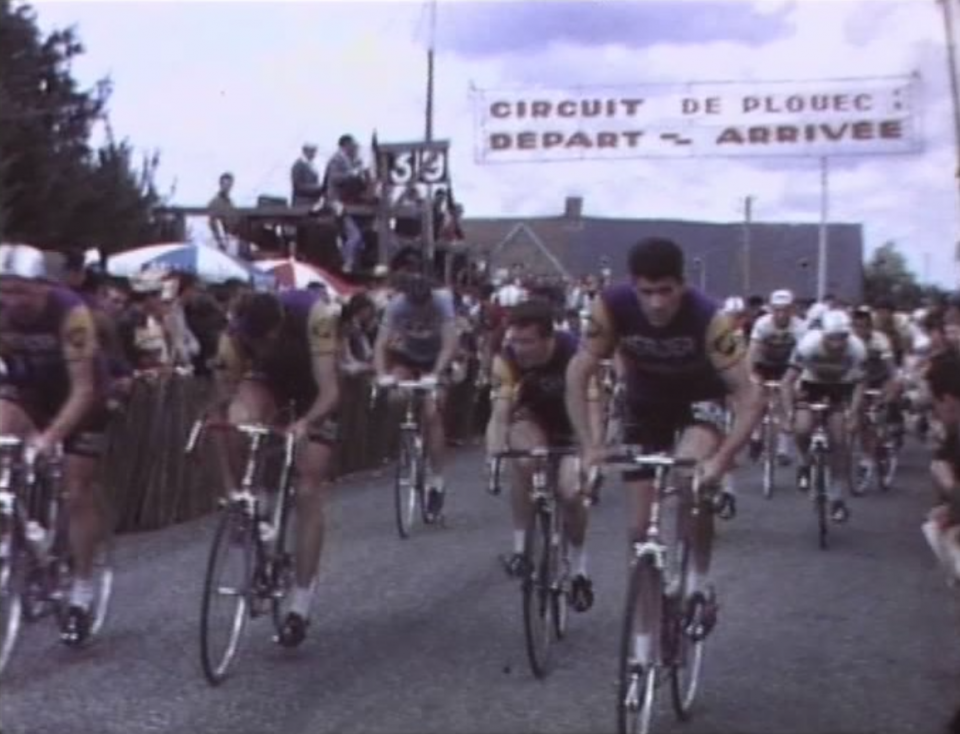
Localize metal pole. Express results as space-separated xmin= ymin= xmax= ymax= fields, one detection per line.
xmin=940 ymin=0 xmax=960 ymax=215
xmin=423 ymin=0 xmax=437 ymax=277
xmin=743 ymin=195 xmax=753 ymax=295
xmin=817 ymin=156 xmax=829 ymax=301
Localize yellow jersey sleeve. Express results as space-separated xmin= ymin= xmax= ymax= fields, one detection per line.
xmin=307 ymin=301 xmax=339 ymax=357
xmin=490 ymin=354 xmax=517 ymax=401
xmin=706 ymin=312 xmax=748 ymax=372
xmin=61 ymin=305 xmax=98 ymax=362
xmin=582 ymin=298 xmax=617 ymax=359
xmin=213 ymin=332 xmax=247 ymax=380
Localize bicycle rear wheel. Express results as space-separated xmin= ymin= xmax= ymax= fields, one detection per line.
xmin=618 ymin=556 xmax=661 ymax=734
xmin=551 ymin=532 xmax=568 ymax=641
xmin=522 ymin=506 xmax=553 ymax=678
xmin=394 ymin=432 xmax=421 ymax=539
xmin=200 ymin=509 xmax=253 ymax=685
xmin=0 ymin=531 xmax=24 ymax=677
xmin=761 ymin=419 xmax=776 ymax=499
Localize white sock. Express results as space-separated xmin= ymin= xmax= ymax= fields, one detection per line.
xmin=429 ymin=473 xmax=445 ymax=492
xmin=688 ymin=570 xmax=707 ymax=596
xmin=570 ymin=544 xmax=588 ymax=577
xmin=512 ymin=530 xmax=525 ymax=555
xmin=289 ymin=582 xmax=315 ymax=619
xmin=777 ymin=433 xmax=790 ymax=455
xmin=70 ymin=578 xmax=95 ymax=610
xmin=722 ymin=473 xmax=736 ymax=496
xmin=633 ymin=633 xmax=652 ymax=666
xmin=859 ymin=456 xmax=874 ymax=470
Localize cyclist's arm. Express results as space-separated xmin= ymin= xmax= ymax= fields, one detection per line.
xmin=485 ymin=355 xmax=515 ymax=455
xmin=372 ymin=320 xmax=394 ymax=378
xmin=566 ymin=298 xmax=615 ymax=450
xmin=302 ymin=302 xmax=341 ymax=423
xmin=210 ymin=332 xmax=245 ymax=418
xmin=846 ymin=339 xmax=867 ymax=417
xmin=48 ymin=305 xmax=100 ymax=444
xmin=432 ymin=293 xmax=459 ymax=377
xmin=706 ymin=312 xmax=763 ymax=469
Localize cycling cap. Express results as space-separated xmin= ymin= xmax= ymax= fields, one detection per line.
xmin=821 ymin=309 xmax=851 ymax=336
xmin=769 ymin=289 xmax=794 ymax=307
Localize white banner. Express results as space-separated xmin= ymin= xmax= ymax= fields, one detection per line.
xmin=473 ymin=76 xmax=922 ymax=163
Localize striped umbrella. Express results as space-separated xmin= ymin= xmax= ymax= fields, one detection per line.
xmin=104 ymin=243 xmax=274 ymax=288
xmin=252 ymin=258 xmax=360 ymax=298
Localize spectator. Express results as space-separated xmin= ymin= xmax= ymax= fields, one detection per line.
xmin=208 ymin=172 xmax=239 ymax=253
xmin=118 ymin=272 xmax=171 ymax=371
xmin=339 ymin=293 xmax=378 ymax=375
xmin=325 ymin=133 xmax=370 ymax=273
xmin=291 ymin=143 xmax=325 ymax=207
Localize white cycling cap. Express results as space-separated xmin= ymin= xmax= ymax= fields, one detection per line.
xmin=769 ymin=289 xmax=794 ymax=307
xmin=723 ymin=296 xmax=745 ymax=313
xmin=0 ymin=244 xmax=46 ymax=279
xmin=821 ymin=309 xmax=852 ymax=336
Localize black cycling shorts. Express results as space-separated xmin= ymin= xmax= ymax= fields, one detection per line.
xmin=0 ymin=384 xmax=109 ymax=458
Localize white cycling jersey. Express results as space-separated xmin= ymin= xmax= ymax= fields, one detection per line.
xmin=750 ymin=314 xmax=807 ymax=367
xmin=861 ymin=330 xmax=895 ymax=384
xmin=790 ymin=330 xmax=867 ymax=384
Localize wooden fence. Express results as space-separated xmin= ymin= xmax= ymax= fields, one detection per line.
xmin=101 ymin=369 xmax=487 ymax=533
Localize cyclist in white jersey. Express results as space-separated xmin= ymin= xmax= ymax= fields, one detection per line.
xmin=749 ymin=289 xmax=806 ymax=462
xmin=780 ymin=310 xmax=866 ymax=523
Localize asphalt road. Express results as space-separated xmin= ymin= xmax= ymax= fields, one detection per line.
xmin=2 ymin=438 xmax=959 ymax=734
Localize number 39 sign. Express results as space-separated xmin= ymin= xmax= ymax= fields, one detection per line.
xmin=376 ymin=140 xmax=450 ymax=186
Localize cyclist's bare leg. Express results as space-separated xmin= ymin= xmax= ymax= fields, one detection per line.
xmin=0 ymin=399 xmax=34 ymax=439
xmin=793 ymin=408 xmax=813 ymax=464
xmin=674 ymin=424 xmax=722 ymax=591
xmin=827 ymin=409 xmax=848 ymax=501
xmin=423 ymin=390 xmax=446 ymax=482
xmin=293 ymin=440 xmax=333 ymax=587
xmin=557 ymin=456 xmax=587 ymax=549
xmin=221 ymin=381 xmax=278 ymax=492
xmin=502 ymin=419 xmax=541 ymax=554
xmin=63 ymin=454 xmax=105 ymax=580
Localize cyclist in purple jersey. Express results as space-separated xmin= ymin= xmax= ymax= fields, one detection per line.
xmin=566 ymin=237 xmax=763 ymax=669
xmin=214 ymin=288 xmax=341 ymax=647
xmin=486 ymin=300 xmax=599 ymax=611
xmin=0 ymin=245 xmax=111 ymax=643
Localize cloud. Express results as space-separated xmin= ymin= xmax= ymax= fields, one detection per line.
xmin=29 ymin=0 xmax=960 ymax=288
xmin=437 ymin=0 xmax=794 ymax=57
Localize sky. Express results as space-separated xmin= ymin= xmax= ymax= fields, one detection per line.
xmin=29 ymin=0 xmax=960 ymax=288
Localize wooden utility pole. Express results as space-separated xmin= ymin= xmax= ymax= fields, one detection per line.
xmin=938 ymin=0 xmax=960 ymax=284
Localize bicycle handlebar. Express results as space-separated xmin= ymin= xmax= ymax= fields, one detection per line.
xmin=184 ymin=418 xmax=295 ymax=456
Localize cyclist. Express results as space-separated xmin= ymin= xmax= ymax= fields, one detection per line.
xmin=0 ymin=244 xmax=111 ymax=643
xmin=922 ymin=351 xmax=960 ymax=582
xmin=213 ymin=288 xmax=341 ymax=647
xmin=486 ymin=299 xmax=597 ymax=611
xmin=373 ymin=250 xmax=459 ymax=517
xmin=566 ymin=237 xmax=764 ymax=668
xmin=748 ymin=289 xmax=806 ymax=464
xmin=850 ymin=306 xmax=901 ymax=488
xmin=780 ymin=309 xmax=866 ymax=523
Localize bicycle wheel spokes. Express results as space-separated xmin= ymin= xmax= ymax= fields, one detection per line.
xmin=551 ymin=535 xmax=569 ymax=641
xmin=200 ymin=510 xmax=253 ymax=685
xmin=394 ymin=433 xmax=419 ymax=539
xmin=762 ymin=421 xmax=775 ymax=499
xmin=85 ymin=544 xmax=114 ymax=640
xmin=618 ymin=558 xmax=662 ymax=734
xmin=0 ymin=543 xmax=24 ymax=678
xmin=522 ymin=508 xmax=553 ymax=678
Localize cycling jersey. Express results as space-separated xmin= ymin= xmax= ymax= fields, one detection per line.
xmin=218 ymin=290 xmax=340 ymax=440
xmin=0 ymin=285 xmax=108 ymax=455
xmin=491 ymin=330 xmax=578 ymax=445
xmin=790 ymin=330 xmax=866 ymax=385
xmin=860 ymin=331 xmax=895 ymax=387
xmin=381 ymin=290 xmax=455 ymax=369
xmin=587 ymin=285 xmax=744 ymax=406
xmin=585 ymin=285 xmax=746 ymax=478
xmin=750 ymin=314 xmax=806 ymax=369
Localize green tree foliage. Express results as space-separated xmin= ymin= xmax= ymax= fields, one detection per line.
xmin=863 ymin=241 xmax=925 ymax=310
xmin=0 ymin=0 xmax=170 ymax=254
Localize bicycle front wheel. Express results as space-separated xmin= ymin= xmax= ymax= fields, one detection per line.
xmin=761 ymin=419 xmax=776 ymax=499
xmin=0 ymin=532 xmax=24 ymax=678
xmin=200 ymin=510 xmax=253 ymax=686
xmin=394 ymin=432 xmax=421 ymax=539
xmin=668 ymin=539 xmax=705 ymax=719
xmin=618 ymin=556 xmax=662 ymax=734
xmin=522 ymin=506 xmax=554 ymax=678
